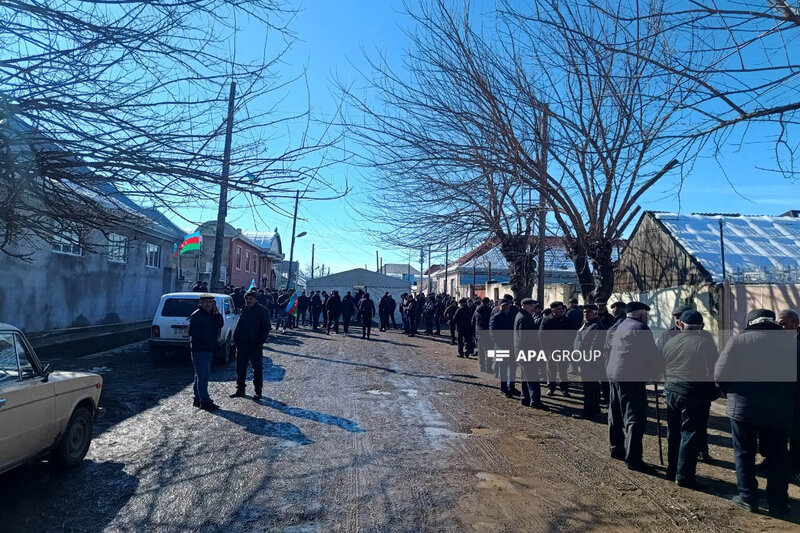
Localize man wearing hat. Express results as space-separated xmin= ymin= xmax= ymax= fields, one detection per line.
xmin=473 ymin=297 xmax=494 ymax=373
xmin=188 ymin=294 xmax=224 ymax=411
xmin=656 ymin=304 xmax=694 ymax=352
xmin=573 ymin=303 xmax=606 ymax=419
xmin=602 ymin=301 xmax=627 ymax=403
xmin=595 ymin=299 xmax=615 ymax=329
xmin=517 ymin=298 xmax=546 ymax=408
xmin=777 ymin=310 xmax=800 ymax=474
xmin=565 ymin=298 xmax=583 ymax=330
xmin=662 ymin=310 xmax=719 ymax=489
xmin=453 ymin=298 xmax=474 ymax=358
xmin=539 ymin=301 xmax=572 ymax=397
xmin=490 ymin=299 xmax=518 ymax=396
xmin=715 ymin=308 xmax=795 ymax=515
xmin=231 ymin=290 xmax=271 ymax=400
xmin=606 ymin=301 xmax=663 ymax=473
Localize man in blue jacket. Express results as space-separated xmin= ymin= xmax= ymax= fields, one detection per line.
xmin=490 ymin=300 xmax=517 ymax=397
xmin=606 ymin=301 xmax=663 ymax=473
xmin=188 ymin=294 xmax=224 ymax=411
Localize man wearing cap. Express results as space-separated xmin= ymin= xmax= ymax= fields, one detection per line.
xmin=491 ymin=299 xmax=518 ymax=397
xmin=231 ymin=290 xmax=271 ymax=400
xmin=310 ymin=290 xmax=322 ymax=330
xmin=606 ymin=301 xmax=663 ymax=473
xmin=539 ymin=301 xmax=572 ymax=397
xmin=473 ymin=297 xmax=494 ymax=373
xmin=715 ymin=308 xmax=795 ymax=515
xmin=777 ymin=310 xmax=800 ymax=474
xmin=662 ymin=310 xmax=719 ymax=489
xmin=188 ymin=294 xmax=224 ymax=411
xmin=573 ymin=303 xmax=606 ymax=419
xmin=326 ymin=289 xmax=342 ymax=334
xmin=602 ymin=301 xmax=627 ymax=403
xmin=657 ymin=304 xmax=693 ymax=352
xmin=518 ymin=298 xmax=547 ymax=408
xmin=565 ymin=298 xmax=582 ymax=329
xmin=358 ymin=293 xmax=377 ymax=339
xmin=453 ymin=298 xmax=474 ymax=358
xmin=595 ymin=299 xmax=615 ymax=329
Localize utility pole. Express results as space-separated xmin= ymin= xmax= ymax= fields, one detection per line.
xmin=310 ymin=243 xmax=315 ymax=279
xmin=427 ymin=244 xmax=432 ymax=294
xmin=376 ymin=250 xmax=380 ymax=272
xmin=419 ymin=247 xmax=424 ymax=294
xmin=211 ymin=81 xmax=236 ymax=291
xmin=285 ymin=191 xmax=300 ymax=290
xmin=444 ymin=243 xmax=449 ymax=295
xmin=537 ymin=104 xmax=549 ymax=305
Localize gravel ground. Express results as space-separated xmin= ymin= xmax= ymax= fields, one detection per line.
xmin=1 ymin=326 xmax=799 ymax=532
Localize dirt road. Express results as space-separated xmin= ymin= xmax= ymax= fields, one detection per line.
xmin=1 ymin=327 xmax=798 ymax=531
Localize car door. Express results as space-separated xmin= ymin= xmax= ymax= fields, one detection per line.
xmin=0 ymin=332 xmax=56 ymax=471
xmin=222 ymin=297 xmax=236 ymax=338
xmin=159 ymin=297 xmax=197 ymax=341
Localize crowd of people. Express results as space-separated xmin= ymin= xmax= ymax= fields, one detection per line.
xmin=187 ymin=278 xmax=800 ymax=516
xmin=423 ymin=291 xmax=800 ymax=517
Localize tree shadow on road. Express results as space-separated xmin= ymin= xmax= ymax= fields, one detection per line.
xmin=212 ymin=410 xmax=314 ymax=445
xmin=255 ymin=396 xmax=364 ymax=433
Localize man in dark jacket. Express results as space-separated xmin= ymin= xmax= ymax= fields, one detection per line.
xmin=231 ymin=291 xmax=271 ymax=400
xmin=453 ymin=298 xmax=474 ymax=358
xmin=310 ymin=291 xmax=322 ymax=330
xmin=657 ymin=304 xmax=693 ymax=352
xmin=433 ymin=297 xmax=444 ymax=335
xmin=606 ymin=302 xmax=663 ymax=473
xmin=321 ymin=291 xmax=330 ymax=332
xmin=232 ymin=287 xmax=245 ymax=311
xmin=445 ymin=300 xmax=458 ymax=344
xmin=517 ymin=298 xmax=546 ymax=408
xmin=565 ymin=298 xmax=582 ymax=329
xmin=473 ymin=297 xmax=494 ymax=373
xmin=326 ymin=290 xmax=342 ymax=334
xmin=423 ymin=295 xmax=435 ymax=335
xmin=297 ymin=291 xmax=310 ymax=326
xmin=777 ymin=310 xmax=800 ymax=473
xmin=715 ymin=308 xmax=796 ymax=515
xmin=378 ymin=293 xmax=390 ymax=332
xmin=490 ymin=300 xmax=518 ymax=397
xmin=539 ymin=301 xmax=573 ymax=397
xmin=359 ymin=293 xmax=376 ymax=339
xmin=188 ymin=294 xmax=224 ymax=411
xmin=573 ymin=304 xmax=606 ymax=419
xmin=595 ymin=299 xmax=615 ymax=329
xmin=388 ymin=295 xmax=398 ymax=329
xmin=341 ymin=291 xmax=356 ymax=333
xmin=663 ymin=310 xmax=719 ymax=488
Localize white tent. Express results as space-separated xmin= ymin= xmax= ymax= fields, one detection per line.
xmin=306 ymin=268 xmax=412 ymax=322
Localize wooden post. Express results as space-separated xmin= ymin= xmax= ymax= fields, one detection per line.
xmin=211 ymin=81 xmax=236 ymax=291
xmin=537 ymin=104 xmax=548 ymax=304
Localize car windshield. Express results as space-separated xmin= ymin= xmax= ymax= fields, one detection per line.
xmin=161 ymin=298 xmax=200 ymax=317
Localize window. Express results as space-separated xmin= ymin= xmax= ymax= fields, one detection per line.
xmin=145 ymin=243 xmax=160 ymax=268
xmin=107 ymin=233 xmax=127 ymax=263
xmin=224 ymin=299 xmax=232 ymax=316
xmin=53 ymin=227 xmax=82 ymax=256
xmin=14 ymin=334 xmax=36 ymax=379
xmin=161 ymin=298 xmax=200 ymax=317
xmin=0 ymin=333 xmax=19 ymax=383
xmin=235 ymin=246 xmax=242 ymax=270
xmin=245 ymin=250 xmax=251 ymax=272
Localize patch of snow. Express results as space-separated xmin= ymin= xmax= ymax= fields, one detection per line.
xmin=367 ymin=389 xmax=391 ymax=396
xmin=399 ymin=389 xmax=418 ymax=397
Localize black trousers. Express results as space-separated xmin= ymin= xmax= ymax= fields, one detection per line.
xmin=424 ymin=315 xmax=433 ymax=334
xmin=362 ymin=318 xmax=373 ymax=338
xmin=379 ymin=310 xmax=389 ymax=331
xmin=327 ymin=312 xmax=340 ymax=333
xmin=342 ymin=314 xmax=352 ymax=333
xmin=457 ymin=329 xmax=474 ymax=356
xmin=608 ymin=382 xmax=647 ymax=465
xmin=731 ymin=419 xmax=790 ymax=511
xmin=389 ymin=312 xmax=397 ymax=328
xmin=666 ymin=392 xmax=709 ymax=483
xmin=449 ymin=322 xmax=456 ymax=344
xmin=521 ymin=364 xmax=545 ymax=405
xmin=235 ymin=344 xmax=263 ymax=394
xmin=547 ymin=358 xmax=569 ymax=393
xmin=311 ymin=307 xmax=321 ymax=329
xmin=298 ymin=307 xmax=308 ymax=325
xmin=582 ymin=381 xmax=601 ymax=416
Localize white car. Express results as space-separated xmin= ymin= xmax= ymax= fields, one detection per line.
xmin=149 ymin=292 xmax=238 ymax=365
xmin=0 ymin=323 xmax=104 ymax=475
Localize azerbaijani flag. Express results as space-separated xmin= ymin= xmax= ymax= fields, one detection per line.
xmin=174 ymin=231 xmax=201 ymax=257
xmin=246 ymin=171 xmax=258 ymax=184
xmin=285 ymin=290 xmax=299 ymax=316
xmin=247 ymin=279 xmax=255 ymax=291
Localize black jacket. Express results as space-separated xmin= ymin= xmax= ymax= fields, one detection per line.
xmin=310 ymin=293 xmax=322 ymax=309
xmin=297 ymin=295 xmax=310 ymax=310
xmin=565 ymin=306 xmax=583 ymax=329
xmin=232 ymin=291 xmax=245 ymax=309
xmin=714 ymin=323 xmax=795 ymax=428
xmin=573 ymin=318 xmax=607 ymax=380
xmin=326 ymin=294 xmax=342 ymax=315
xmin=359 ymin=298 xmax=376 ymax=320
xmin=662 ymin=329 xmax=719 ymax=400
xmin=472 ymin=303 xmax=493 ymax=330
xmin=189 ymin=307 xmax=224 ymax=353
xmin=341 ymin=295 xmax=356 ymax=317
xmin=234 ymin=302 xmax=271 ymax=346
xmin=453 ymin=305 xmax=472 ymax=332
xmin=513 ymin=307 xmax=537 ymax=352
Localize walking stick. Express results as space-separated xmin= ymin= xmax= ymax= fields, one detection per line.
xmin=653 ymin=382 xmax=664 ymax=466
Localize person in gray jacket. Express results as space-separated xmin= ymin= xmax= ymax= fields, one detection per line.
xmin=662 ymin=310 xmax=719 ymax=489
xmin=715 ymin=308 xmax=796 ymax=516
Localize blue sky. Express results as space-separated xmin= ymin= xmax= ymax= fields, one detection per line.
xmin=179 ymin=1 xmax=799 ymax=275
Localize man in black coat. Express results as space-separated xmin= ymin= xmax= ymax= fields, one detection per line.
xmin=231 ymin=291 xmax=271 ymax=400
xmin=565 ymin=298 xmax=582 ymax=329
xmin=517 ymin=298 xmax=546 ymax=408
xmin=310 ymin=291 xmax=322 ymax=330
xmin=573 ymin=304 xmax=606 ymax=419
xmin=378 ymin=293 xmax=390 ymax=332
xmin=715 ymin=308 xmax=796 ymax=515
xmin=321 ymin=291 xmax=330 ymax=332
xmin=341 ymin=291 xmax=356 ymax=333
xmin=602 ymin=301 xmax=627 ymax=404
xmin=777 ymin=310 xmax=800 ymax=474
xmin=326 ymin=290 xmax=342 ymax=334
xmin=232 ymin=287 xmax=245 ymax=311
xmin=444 ymin=300 xmax=458 ymax=344
xmin=388 ymin=295 xmax=398 ymax=329
xmin=490 ymin=300 xmax=517 ymax=397
xmin=453 ymin=298 xmax=474 ymax=358
xmin=539 ymin=301 xmax=573 ymax=397
xmin=359 ymin=293 xmax=377 ymax=339
xmin=595 ymin=298 xmax=615 ymax=329
xmin=662 ymin=310 xmax=719 ymax=489
xmin=297 ymin=290 xmax=310 ymax=326
xmin=473 ymin=297 xmax=494 ymax=373
xmin=188 ymin=294 xmax=224 ymax=411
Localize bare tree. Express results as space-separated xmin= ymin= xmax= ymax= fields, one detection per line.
xmin=581 ymin=0 xmax=800 ymax=178
xmin=342 ymin=0 xmax=702 ymax=300
xmin=1 ymin=0 xmax=341 ymax=259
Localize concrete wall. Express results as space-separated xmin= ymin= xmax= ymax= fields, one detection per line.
xmin=610 ymin=284 xmax=718 ymax=332
xmin=723 ymin=283 xmax=800 ymax=332
xmin=484 ymin=282 xmax=578 ymax=306
xmin=0 ymin=230 xmax=176 ymax=332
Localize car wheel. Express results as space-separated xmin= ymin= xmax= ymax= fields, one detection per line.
xmin=52 ymin=406 xmax=93 ymax=467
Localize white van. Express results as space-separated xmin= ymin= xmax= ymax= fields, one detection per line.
xmin=149 ymin=292 xmax=238 ymax=364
